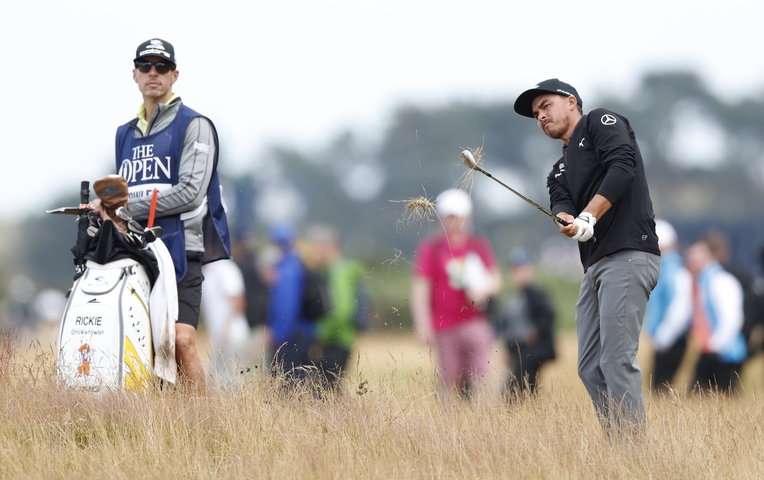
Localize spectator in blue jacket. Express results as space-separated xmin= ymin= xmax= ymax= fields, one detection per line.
xmin=265 ymin=223 xmax=315 ymax=383
xmin=686 ymin=237 xmax=747 ymax=394
xmin=645 ymin=220 xmax=693 ymax=393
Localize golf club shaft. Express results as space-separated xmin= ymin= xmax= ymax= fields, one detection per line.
xmin=471 ymin=165 xmax=569 ymax=227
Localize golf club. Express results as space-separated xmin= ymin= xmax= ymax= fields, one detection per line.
xmin=459 ymin=150 xmax=597 ymax=243
xmin=143 ymin=226 xmax=163 ymax=243
xmin=115 ymin=206 xmax=133 ymax=221
xmin=116 ymin=207 xmax=142 ymax=233
xmin=116 ymin=206 xmax=163 ymax=243
xmin=460 ymin=150 xmax=570 ymax=226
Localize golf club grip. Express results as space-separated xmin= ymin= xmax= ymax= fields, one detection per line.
xmin=80 ymin=181 xmax=90 ymax=205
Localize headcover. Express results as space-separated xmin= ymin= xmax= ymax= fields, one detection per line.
xmin=93 ymin=175 xmax=129 ymax=233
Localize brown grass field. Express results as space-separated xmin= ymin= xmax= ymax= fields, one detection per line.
xmin=2 ymin=326 xmax=764 ymax=479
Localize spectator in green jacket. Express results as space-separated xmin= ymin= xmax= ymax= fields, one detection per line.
xmin=306 ymin=225 xmax=368 ymax=392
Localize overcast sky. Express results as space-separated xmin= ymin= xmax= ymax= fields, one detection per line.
xmin=1 ymin=0 xmax=761 ymax=222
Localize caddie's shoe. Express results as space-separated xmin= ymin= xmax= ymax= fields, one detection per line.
xmin=93 ymin=175 xmax=129 ymax=234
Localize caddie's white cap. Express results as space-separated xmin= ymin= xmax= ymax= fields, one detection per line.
xmin=655 ymin=219 xmax=677 ymax=250
xmin=436 ymin=189 xmax=473 ymax=218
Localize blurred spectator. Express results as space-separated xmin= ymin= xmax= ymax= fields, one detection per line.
xmin=747 ymin=245 xmax=764 ymax=357
xmin=250 ymin=244 xmax=282 ymax=365
xmin=3 ymin=274 xmax=38 ymax=332
xmin=411 ymin=189 xmax=502 ymax=399
xmin=685 ymin=238 xmax=747 ymax=394
xmin=306 ymin=224 xmax=367 ymax=392
xmin=32 ymin=289 xmax=67 ymax=325
xmin=705 ymin=230 xmax=763 ymax=363
xmin=231 ymin=236 xmax=269 ymax=330
xmin=256 ymin=244 xmax=282 ymax=288
xmin=201 ymin=259 xmax=251 ymax=384
xmin=494 ymin=248 xmax=556 ymax=397
xmin=644 ymin=220 xmax=693 ymax=393
xmin=32 ymin=288 xmax=67 ymax=345
xmin=265 ymin=223 xmax=315 ymax=384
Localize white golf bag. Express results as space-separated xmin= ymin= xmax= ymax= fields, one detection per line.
xmin=50 ymin=179 xmax=171 ymax=391
xmin=57 ymin=258 xmax=154 ymax=390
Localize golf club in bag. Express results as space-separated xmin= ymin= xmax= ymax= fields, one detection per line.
xmin=48 ymin=180 xmax=163 ymax=390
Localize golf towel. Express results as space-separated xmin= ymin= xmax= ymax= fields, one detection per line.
xmin=148 ymin=239 xmax=178 ymax=383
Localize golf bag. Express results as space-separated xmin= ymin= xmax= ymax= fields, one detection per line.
xmin=53 ymin=180 xmax=161 ymax=391
xmin=57 ymin=257 xmax=153 ymax=390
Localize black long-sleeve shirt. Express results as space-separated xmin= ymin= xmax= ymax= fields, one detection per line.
xmin=546 ymin=107 xmax=660 ymax=271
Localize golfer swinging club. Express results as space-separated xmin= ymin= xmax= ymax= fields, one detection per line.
xmin=514 ymin=79 xmax=660 ymax=434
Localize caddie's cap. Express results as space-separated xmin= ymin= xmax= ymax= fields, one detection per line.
xmin=134 ymin=38 xmax=176 ymax=65
xmin=514 ymin=78 xmax=583 ymax=118
xmin=93 ymin=175 xmax=129 ymax=211
xmin=436 ymin=189 xmax=473 ymax=218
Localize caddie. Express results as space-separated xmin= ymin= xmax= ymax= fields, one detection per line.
xmin=104 ymin=38 xmax=231 ymax=390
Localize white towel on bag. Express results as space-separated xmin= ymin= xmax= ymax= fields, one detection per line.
xmin=148 ymin=239 xmax=178 ymax=383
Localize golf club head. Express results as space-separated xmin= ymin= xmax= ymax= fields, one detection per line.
xmin=460 ymin=150 xmax=477 ymax=168
xmin=115 ymin=206 xmax=133 ymax=222
xmin=127 ymin=232 xmax=146 ymax=248
xmin=143 ymin=226 xmax=163 ymax=243
xmin=127 ymin=219 xmax=144 ymax=235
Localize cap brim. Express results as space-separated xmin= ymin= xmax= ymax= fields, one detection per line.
xmin=133 ymin=55 xmax=176 ymax=66
xmin=514 ymin=87 xmax=559 ymax=118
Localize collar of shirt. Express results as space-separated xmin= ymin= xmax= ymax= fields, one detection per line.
xmin=136 ymin=92 xmax=180 ymax=135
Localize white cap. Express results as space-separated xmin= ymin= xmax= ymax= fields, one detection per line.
xmin=436 ymin=189 xmax=473 ymax=218
xmin=655 ymin=219 xmax=677 ymax=250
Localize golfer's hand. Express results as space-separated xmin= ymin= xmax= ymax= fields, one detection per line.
xmin=571 ymin=212 xmax=596 ymax=242
xmin=555 ymin=212 xmax=578 ymax=237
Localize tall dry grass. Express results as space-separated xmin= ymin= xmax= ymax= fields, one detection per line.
xmin=1 ymin=329 xmax=764 ymax=479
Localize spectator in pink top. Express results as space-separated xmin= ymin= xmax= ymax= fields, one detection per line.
xmin=411 ymin=189 xmax=503 ymax=399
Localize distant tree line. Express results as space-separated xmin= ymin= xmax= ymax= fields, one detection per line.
xmin=13 ymin=70 xmax=764 ymax=292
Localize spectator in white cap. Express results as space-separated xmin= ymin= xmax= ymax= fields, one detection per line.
xmin=411 ymin=188 xmax=502 ymax=400
xmin=644 ymin=219 xmax=692 ymax=393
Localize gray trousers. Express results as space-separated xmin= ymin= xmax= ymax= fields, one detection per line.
xmin=576 ymin=249 xmax=660 ymax=429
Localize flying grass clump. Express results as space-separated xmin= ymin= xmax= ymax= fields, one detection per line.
xmin=382 ymin=248 xmax=415 ymax=271
xmin=390 ymin=191 xmax=437 ymax=227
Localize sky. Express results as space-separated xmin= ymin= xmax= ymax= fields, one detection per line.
xmin=1 ymin=0 xmax=762 ymax=222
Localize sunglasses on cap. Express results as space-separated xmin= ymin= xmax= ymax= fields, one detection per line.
xmin=134 ymin=60 xmax=175 ymax=74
